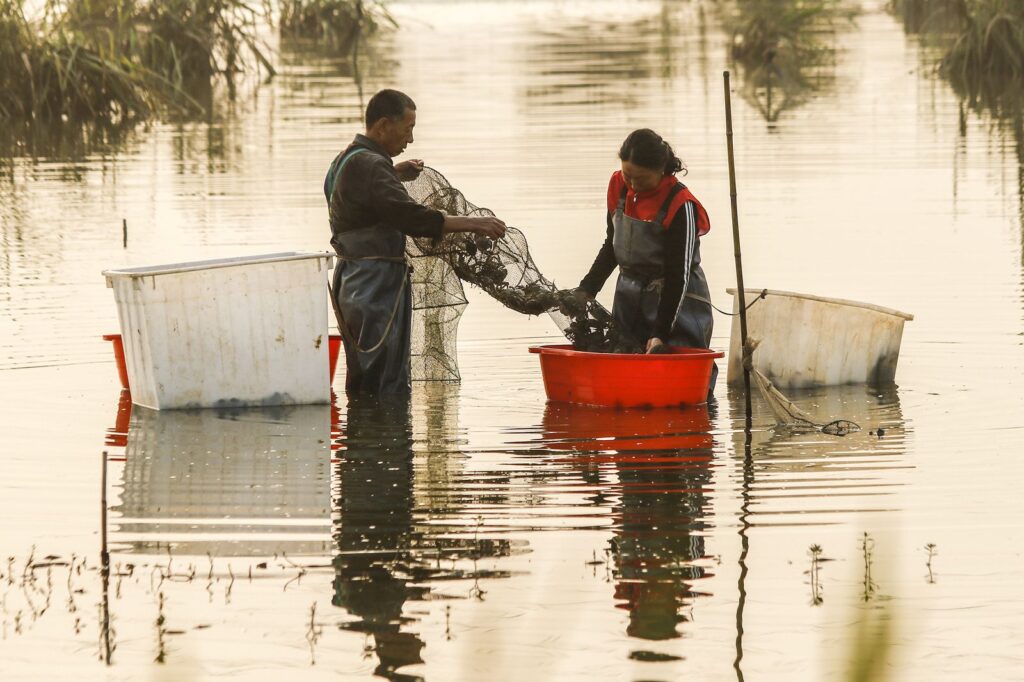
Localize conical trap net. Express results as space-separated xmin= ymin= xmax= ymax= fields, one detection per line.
xmin=402 ymin=167 xmax=641 ymax=381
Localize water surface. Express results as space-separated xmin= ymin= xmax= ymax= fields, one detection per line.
xmin=1 ymin=1 xmax=1023 ymax=680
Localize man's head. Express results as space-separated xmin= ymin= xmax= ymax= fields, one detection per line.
xmin=365 ymin=89 xmax=417 ymax=158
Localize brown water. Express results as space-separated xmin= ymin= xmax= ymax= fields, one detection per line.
xmin=2 ymin=1 xmax=1023 ymax=679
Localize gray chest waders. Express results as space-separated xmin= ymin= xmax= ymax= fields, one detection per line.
xmin=327 ymin=147 xmax=414 ymax=394
xmin=611 ymin=183 xmax=718 ymax=393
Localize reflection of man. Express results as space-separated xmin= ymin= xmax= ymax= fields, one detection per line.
xmin=332 ymin=394 xmax=424 ymax=677
xmin=325 ymin=89 xmax=506 ymax=394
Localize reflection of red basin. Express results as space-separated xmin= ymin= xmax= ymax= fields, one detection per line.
xmin=529 ymin=344 xmax=722 ymax=408
xmin=103 ymin=333 xmax=343 ymax=390
xmin=542 ymin=402 xmax=712 ymax=454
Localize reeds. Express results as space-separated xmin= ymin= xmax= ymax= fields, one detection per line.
xmin=0 ymin=0 xmax=274 ymax=126
xmin=891 ymin=1 xmax=1024 ymax=111
xmin=940 ymin=1 xmax=1024 ymax=82
xmin=720 ymin=0 xmax=856 ymax=120
xmin=279 ymin=0 xmax=394 ymax=50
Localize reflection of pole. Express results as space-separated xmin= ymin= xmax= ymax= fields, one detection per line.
xmin=100 ymin=450 xmax=112 ymax=664
xmin=733 ymin=430 xmax=752 ymax=682
xmin=723 ymin=71 xmax=752 ymax=427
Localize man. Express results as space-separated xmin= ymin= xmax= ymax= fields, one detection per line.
xmin=325 ymin=89 xmax=506 ymax=394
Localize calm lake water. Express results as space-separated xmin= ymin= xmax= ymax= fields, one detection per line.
xmin=2 ymin=1 xmax=1023 ymax=679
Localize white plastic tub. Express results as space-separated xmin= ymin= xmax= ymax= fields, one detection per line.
xmin=103 ymin=252 xmax=333 ymax=410
xmin=726 ymin=288 xmax=914 ymax=388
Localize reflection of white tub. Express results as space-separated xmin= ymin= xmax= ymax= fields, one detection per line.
xmin=727 ymin=288 xmax=914 ymax=388
xmin=115 ymin=404 xmax=331 ymax=556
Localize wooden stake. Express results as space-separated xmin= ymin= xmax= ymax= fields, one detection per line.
xmin=723 ymin=71 xmax=752 ymax=420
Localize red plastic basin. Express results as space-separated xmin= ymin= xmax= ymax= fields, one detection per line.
xmin=103 ymin=333 xmax=343 ymax=390
xmin=529 ymin=344 xmax=723 ymax=408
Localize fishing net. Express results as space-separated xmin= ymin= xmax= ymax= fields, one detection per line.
xmin=743 ymin=340 xmax=860 ymax=436
xmin=402 ymin=167 xmax=641 ymax=381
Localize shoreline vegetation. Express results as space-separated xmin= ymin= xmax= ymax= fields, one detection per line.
xmin=890 ymin=0 xmax=1024 ymax=113
xmin=0 ymin=0 xmax=390 ymax=137
xmin=4 ymin=1 xmax=1024 ymax=146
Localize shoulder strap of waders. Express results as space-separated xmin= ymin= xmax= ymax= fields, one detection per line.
xmin=324 ymin=146 xmax=372 ymax=202
xmin=654 ymin=183 xmax=685 ymax=227
xmin=616 ymin=184 xmax=628 ymax=213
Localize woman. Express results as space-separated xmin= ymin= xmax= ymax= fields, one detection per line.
xmin=577 ymin=128 xmax=717 ymax=395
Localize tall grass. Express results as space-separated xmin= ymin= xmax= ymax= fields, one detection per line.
xmin=279 ymin=0 xmax=394 ymax=50
xmin=0 ymin=0 xmax=275 ymax=126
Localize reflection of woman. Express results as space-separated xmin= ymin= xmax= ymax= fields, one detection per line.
xmin=542 ymin=403 xmax=714 ymax=641
xmin=577 ymin=129 xmax=717 ymax=395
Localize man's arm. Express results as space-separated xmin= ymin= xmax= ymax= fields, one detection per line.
xmin=368 ymin=161 xmax=446 ymax=239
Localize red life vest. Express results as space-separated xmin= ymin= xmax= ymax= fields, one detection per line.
xmin=606 ymin=171 xmax=711 ymax=236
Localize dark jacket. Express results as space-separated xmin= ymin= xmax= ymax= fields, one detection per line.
xmin=326 ymin=134 xmax=444 ymax=254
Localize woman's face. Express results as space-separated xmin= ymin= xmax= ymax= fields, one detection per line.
xmin=621 ymin=160 xmax=663 ymax=193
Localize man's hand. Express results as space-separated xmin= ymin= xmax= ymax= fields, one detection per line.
xmin=442 ymin=215 xmax=507 ymax=239
xmin=395 ymin=159 xmax=425 ymax=181
xmin=471 ymin=216 xmax=506 ymax=239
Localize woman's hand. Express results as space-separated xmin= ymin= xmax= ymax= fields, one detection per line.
xmin=395 ymin=159 xmax=425 ymax=181
xmin=572 ymin=288 xmax=593 ymax=306
xmin=645 ymin=337 xmax=666 ymax=354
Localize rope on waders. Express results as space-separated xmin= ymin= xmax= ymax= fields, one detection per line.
xmin=325 ymin=146 xmax=412 ymax=355
xmin=328 ymin=257 xmax=410 ymax=355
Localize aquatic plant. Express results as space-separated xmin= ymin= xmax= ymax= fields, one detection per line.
xmin=924 ymin=542 xmax=937 ymax=583
xmin=279 ymin=0 xmax=395 ymax=49
xmin=808 ymin=543 xmax=824 ymax=606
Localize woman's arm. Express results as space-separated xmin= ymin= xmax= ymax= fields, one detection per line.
xmin=653 ymin=201 xmax=696 ymax=341
xmin=578 ymin=211 xmax=618 ymax=297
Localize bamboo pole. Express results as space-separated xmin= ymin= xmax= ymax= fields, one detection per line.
xmin=723 ymin=71 xmax=752 ymax=420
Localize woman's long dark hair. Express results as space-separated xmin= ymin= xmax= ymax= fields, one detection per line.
xmin=618 ymin=128 xmax=686 ymax=176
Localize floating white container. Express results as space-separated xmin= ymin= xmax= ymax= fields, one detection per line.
xmin=103 ymin=252 xmax=333 ymax=410
xmin=726 ymin=288 xmax=914 ymax=388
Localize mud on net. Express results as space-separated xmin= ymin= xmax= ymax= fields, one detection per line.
xmin=402 ymin=167 xmax=641 ymax=381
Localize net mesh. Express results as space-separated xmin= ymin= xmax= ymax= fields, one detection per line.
xmin=402 ymin=167 xmax=641 ymax=381
xmin=751 ymin=365 xmax=860 ymax=436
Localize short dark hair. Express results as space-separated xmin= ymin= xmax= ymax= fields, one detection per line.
xmin=619 ymin=128 xmax=685 ymax=176
xmin=365 ymin=89 xmax=416 ymax=128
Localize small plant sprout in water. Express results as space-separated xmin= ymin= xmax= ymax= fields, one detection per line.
xmin=306 ymin=602 xmax=323 ymax=665
xmin=925 ymin=543 xmax=937 ymax=584
xmin=808 ymin=544 xmax=825 ymax=606
xmin=154 ymin=591 xmax=167 ymax=664
xmin=861 ymin=533 xmax=878 ymax=603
